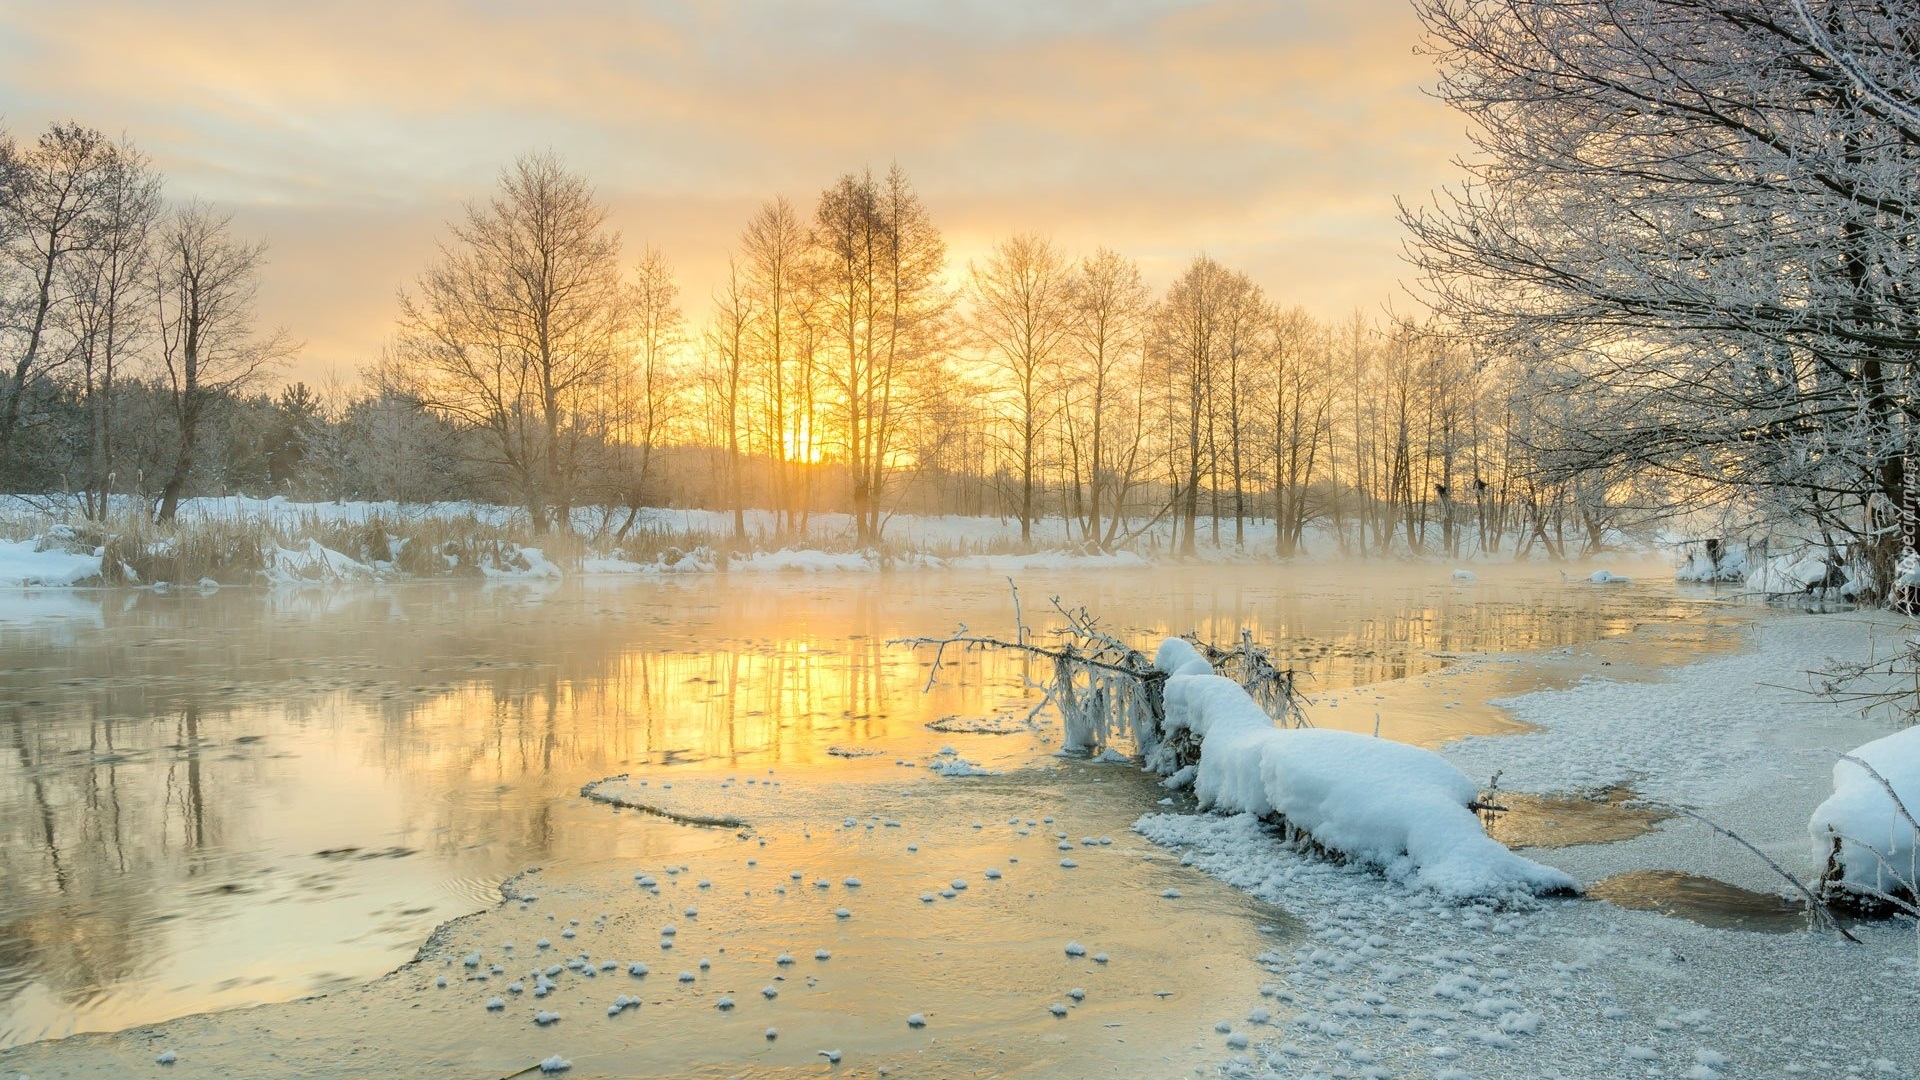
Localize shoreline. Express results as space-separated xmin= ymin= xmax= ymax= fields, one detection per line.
xmin=1140 ymin=607 xmax=1918 ymax=1079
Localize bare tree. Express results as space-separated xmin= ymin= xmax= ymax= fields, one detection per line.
xmin=151 ymin=202 xmax=291 ymax=523
xmin=810 ymin=165 xmax=948 ymax=544
xmin=1156 ymin=255 xmax=1234 ymax=556
xmin=702 ymin=258 xmax=755 ymax=541
xmin=394 ymin=152 xmax=626 ymax=534
xmin=0 ymin=123 xmax=125 ymax=480
xmin=610 ymin=245 xmax=684 ymax=539
xmin=62 ymin=138 xmax=161 ymax=518
xmin=740 ymin=197 xmax=809 ymax=537
xmin=1063 ymin=248 xmax=1152 ymax=550
xmin=968 ymin=233 xmax=1074 ymax=543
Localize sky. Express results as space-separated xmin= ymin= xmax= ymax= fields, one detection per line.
xmin=1 ymin=0 xmax=1464 ymax=387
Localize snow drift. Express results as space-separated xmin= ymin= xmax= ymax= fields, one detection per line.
xmin=1810 ymin=725 xmax=1920 ymax=907
xmin=1146 ymin=637 xmax=1575 ymax=899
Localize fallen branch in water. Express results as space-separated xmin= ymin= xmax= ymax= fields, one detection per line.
xmin=894 ymin=586 xmax=1308 ymax=756
xmin=1634 ymin=800 xmax=1860 ymax=942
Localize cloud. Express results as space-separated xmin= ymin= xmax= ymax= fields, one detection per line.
xmin=0 ymin=0 xmax=1462 ymax=384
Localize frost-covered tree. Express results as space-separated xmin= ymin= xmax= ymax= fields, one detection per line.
xmin=1406 ymin=0 xmax=1920 ymax=590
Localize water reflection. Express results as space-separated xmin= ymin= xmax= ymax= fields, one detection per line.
xmin=0 ymin=563 xmax=1713 ymax=1046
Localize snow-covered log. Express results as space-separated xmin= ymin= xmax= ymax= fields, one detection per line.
xmin=1147 ymin=638 xmax=1576 ymax=899
xmin=1811 ymin=726 xmax=1920 ymax=913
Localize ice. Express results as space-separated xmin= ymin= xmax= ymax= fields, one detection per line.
xmin=1149 ymin=637 xmax=1574 ymax=899
xmin=155 ymin=1050 xmax=177 ymax=1065
xmin=484 ymin=997 xmax=504 ymax=1011
xmin=1064 ymin=941 xmax=1087 ymax=956
xmin=1809 ymin=724 xmax=1920 ymax=900
xmin=537 ymin=1055 xmax=570 ymax=1073
xmin=533 ymin=1010 xmax=559 ymax=1025
xmin=907 ymin=1012 xmax=926 ymax=1027
xmin=1049 ymin=1003 xmax=1068 ymax=1016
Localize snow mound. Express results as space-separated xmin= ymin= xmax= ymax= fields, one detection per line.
xmin=0 ymin=537 xmax=105 ymax=586
xmin=1674 ymin=544 xmax=1747 ymax=583
xmin=733 ymin=548 xmax=876 ymax=573
xmin=1810 ymin=725 xmax=1920 ymax=902
xmin=1149 ymin=637 xmax=1574 ymax=899
xmin=1587 ymin=569 xmax=1630 ymax=584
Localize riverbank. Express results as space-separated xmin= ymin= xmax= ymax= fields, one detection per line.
xmin=0 ymin=495 xmax=1658 ymax=588
xmin=1143 ymin=609 xmax=1918 ymax=1079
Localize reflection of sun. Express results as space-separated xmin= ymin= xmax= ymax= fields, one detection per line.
xmin=784 ymin=416 xmax=824 ymax=464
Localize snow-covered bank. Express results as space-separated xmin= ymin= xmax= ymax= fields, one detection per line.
xmin=1140 ymin=610 xmax=1919 ymax=1079
xmin=1811 ymin=725 xmax=1920 ymax=908
xmin=1442 ymin=613 xmax=1914 ymax=897
xmin=1148 ymin=637 xmax=1573 ymax=899
xmin=0 ymin=495 xmax=1665 ymax=590
xmin=0 ymin=536 xmax=104 ymax=586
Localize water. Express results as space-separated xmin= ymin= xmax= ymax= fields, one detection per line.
xmin=0 ymin=561 xmax=1728 ymax=1064
xmin=1587 ymin=870 xmax=1814 ymax=933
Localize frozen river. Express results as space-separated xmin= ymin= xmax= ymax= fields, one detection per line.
xmin=0 ymin=561 xmax=1732 ymax=1074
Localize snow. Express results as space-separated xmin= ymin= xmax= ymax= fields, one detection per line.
xmin=0 ymin=538 xmax=103 ymax=586
xmin=1809 ymin=724 xmax=1920 ymax=901
xmin=0 ymin=496 xmax=1665 ymax=594
xmin=1149 ymin=637 xmax=1574 ymax=899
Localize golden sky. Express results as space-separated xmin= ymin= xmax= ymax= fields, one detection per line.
xmin=1 ymin=0 xmax=1462 ymax=387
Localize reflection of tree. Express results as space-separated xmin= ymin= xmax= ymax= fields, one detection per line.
xmin=0 ymin=702 xmax=173 ymax=1023
xmin=0 ymin=574 xmax=1713 ymax=1043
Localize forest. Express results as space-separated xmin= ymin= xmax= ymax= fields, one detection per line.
xmin=3 ymin=0 xmax=1917 ymax=586
xmin=1 ymin=130 xmax=1625 ymax=564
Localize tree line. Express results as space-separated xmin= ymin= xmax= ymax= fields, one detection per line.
xmin=4 ymin=121 xmax=1626 ymax=557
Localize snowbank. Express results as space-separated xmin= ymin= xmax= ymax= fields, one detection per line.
xmin=0 ymin=537 xmax=103 ymax=586
xmin=1148 ymin=637 xmax=1575 ymax=899
xmin=733 ymin=548 xmax=878 ymax=573
xmin=1810 ymin=725 xmax=1920 ymax=903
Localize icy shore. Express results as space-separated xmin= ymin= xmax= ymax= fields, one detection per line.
xmin=1144 ymin=611 xmax=1919 ymax=1079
